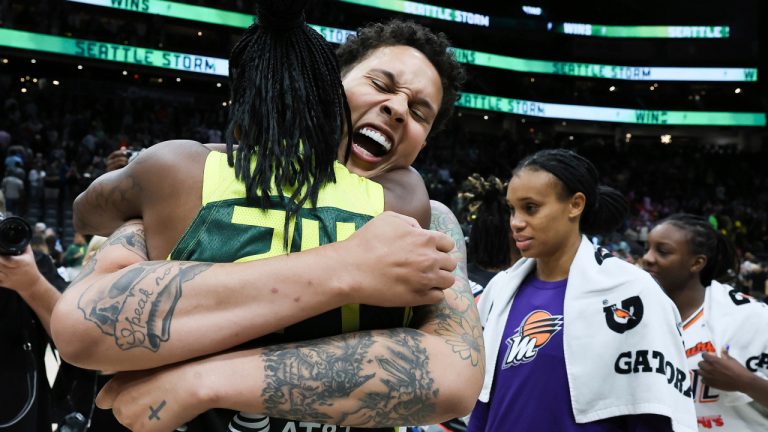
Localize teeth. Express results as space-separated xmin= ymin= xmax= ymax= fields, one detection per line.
xmin=358 ymin=127 xmax=392 ymax=152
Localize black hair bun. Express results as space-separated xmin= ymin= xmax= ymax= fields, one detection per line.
xmin=257 ymin=0 xmax=309 ymax=30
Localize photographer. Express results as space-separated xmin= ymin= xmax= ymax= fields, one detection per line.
xmin=0 ymin=237 xmax=67 ymax=431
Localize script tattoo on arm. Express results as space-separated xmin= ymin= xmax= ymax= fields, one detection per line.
xmin=76 ymin=227 xmax=211 ymax=352
xmin=412 ymin=202 xmax=485 ymax=372
xmin=261 ymin=329 xmax=437 ymax=426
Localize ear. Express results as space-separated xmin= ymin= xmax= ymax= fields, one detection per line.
xmin=691 ymin=255 xmax=707 ymax=274
xmin=569 ymin=192 xmax=586 ymax=219
xmin=420 ymin=140 xmax=427 ymax=150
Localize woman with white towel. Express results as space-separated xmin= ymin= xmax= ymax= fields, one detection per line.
xmin=642 ymin=214 xmax=768 ymax=431
xmin=469 ymin=149 xmax=696 ymax=432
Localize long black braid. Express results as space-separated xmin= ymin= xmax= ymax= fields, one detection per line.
xmin=459 ymin=174 xmax=511 ymax=270
xmin=225 ymin=0 xmax=351 ymax=248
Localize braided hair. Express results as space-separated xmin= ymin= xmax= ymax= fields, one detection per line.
xmin=459 ymin=174 xmax=511 ymax=270
xmin=226 ymin=0 xmax=351 ymax=247
xmin=660 ymin=213 xmax=738 ymax=286
xmin=513 ymin=149 xmax=628 ymax=235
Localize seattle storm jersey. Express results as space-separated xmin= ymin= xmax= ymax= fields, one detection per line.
xmin=171 ymin=151 xmax=409 ymax=432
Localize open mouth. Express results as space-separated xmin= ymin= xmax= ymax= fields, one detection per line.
xmin=352 ymin=126 xmax=393 ymax=158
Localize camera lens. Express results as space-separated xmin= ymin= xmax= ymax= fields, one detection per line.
xmin=0 ymin=216 xmax=33 ymax=255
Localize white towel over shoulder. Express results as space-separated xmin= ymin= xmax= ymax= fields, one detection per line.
xmin=478 ymin=236 xmax=697 ymax=432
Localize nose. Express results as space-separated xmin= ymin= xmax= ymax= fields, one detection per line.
xmin=510 ymin=214 xmax=525 ymax=231
xmin=641 ymin=250 xmax=654 ymax=266
xmin=381 ymin=94 xmax=407 ymax=124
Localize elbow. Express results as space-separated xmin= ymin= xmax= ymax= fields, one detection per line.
xmin=51 ymin=300 xmax=100 ymax=369
xmin=436 ymin=364 xmax=484 ymax=419
xmin=72 ymin=193 xmax=91 ymax=235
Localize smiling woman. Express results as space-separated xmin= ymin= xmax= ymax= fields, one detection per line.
xmin=642 ymin=214 xmax=768 ymax=431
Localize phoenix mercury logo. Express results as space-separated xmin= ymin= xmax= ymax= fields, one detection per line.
xmin=502 ymin=310 xmax=563 ymax=368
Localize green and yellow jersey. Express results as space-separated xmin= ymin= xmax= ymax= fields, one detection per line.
xmin=175 ymin=151 xmax=408 ymax=432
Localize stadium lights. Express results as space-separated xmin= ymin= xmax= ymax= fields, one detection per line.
xmin=32 ymin=78 xmax=38 ymax=83
xmin=216 ymin=82 xmax=222 ymax=87
xmin=77 ymin=65 xmax=83 ymax=69
xmin=53 ymin=80 xmax=60 ymax=85
xmin=21 ymin=88 xmax=27 ymax=93
xmin=609 ymin=86 xmax=616 ymax=92
xmin=197 ymin=31 xmax=203 ymax=36
xmin=31 ymin=58 xmax=36 ymax=63
xmin=735 ymin=88 xmax=742 ymax=94
xmin=122 ymin=70 xmax=128 ymax=75
xmin=660 ymin=134 xmax=672 ymax=144
xmin=483 ymin=115 xmax=489 ymax=120
xmin=176 ymin=77 xmax=181 ymax=82
xmin=625 ymin=133 xmax=632 ymax=142
xmin=1 ymin=58 xmax=8 ymax=64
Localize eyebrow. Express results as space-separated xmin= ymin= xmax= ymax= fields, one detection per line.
xmin=370 ymin=68 xmax=437 ymax=115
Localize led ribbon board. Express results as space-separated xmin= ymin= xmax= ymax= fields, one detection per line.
xmin=2 ymin=29 xmax=763 ymax=127
xmin=552 ymin=23 xmax=730 ymax=39
xmin=337 ymin=0 xmax=489 ymax=27
xmin=0 ymin=28 xmax=229 ymax=76
xmin=64 ymin=0 xmax=757 ymax=82
xmin=457 ymin=93 xmax=766 ymax=126
xmin=451 ymin=48 xmax=756 ymax=82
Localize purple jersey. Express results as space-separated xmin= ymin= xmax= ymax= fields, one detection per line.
xmin=468 ymin=274 xmax=671 ymax=432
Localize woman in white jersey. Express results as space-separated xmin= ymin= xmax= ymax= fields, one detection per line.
xmin=642 ymin=213 xmax=768 ymax=431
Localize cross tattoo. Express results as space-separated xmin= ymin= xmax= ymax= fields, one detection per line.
xmin=148 ymin=400 xmax=167 ymax=421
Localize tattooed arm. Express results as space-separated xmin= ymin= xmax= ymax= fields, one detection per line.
xmin=51 ymin=211 xmax=457 ymax=372
xmin=96 ymin=201 xmax=483 ymax=430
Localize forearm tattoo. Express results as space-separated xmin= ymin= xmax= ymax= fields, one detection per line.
xmin=261 ymin=329 xmax=437 ymax=427
xmin=77 ymin=170 xmax=143 ymax=233
xmin=416 ymin=203 xmax=485 ymax=372
xmin=76 ymin=223 xmax=211 ymax=351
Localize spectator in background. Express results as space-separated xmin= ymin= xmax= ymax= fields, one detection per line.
xmin=642 ymin=214 xmax=768 ymax=430
xmin=62 ymin=232 xmax=86 ymax=281
xmin=0 ymin=245 xmax=68 ymax=432
xmin=458 ymin=173 xmax=518 ymax=298
xmin=1 ymin=171 xmax=24 ymax=215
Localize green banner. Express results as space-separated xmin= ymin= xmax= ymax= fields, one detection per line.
xmin=456 ymin=93 xmax=766 ymax=126
xmin=552 ymin=23 xmax=730 ymax=39
xmin=3 ymin=29 xmax=763 ymax=126
xmin=0 ymin=28 xmax=228 ymax=76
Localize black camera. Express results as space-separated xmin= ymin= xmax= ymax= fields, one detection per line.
xmin=0 ymin=214 xmax=33 ymax=255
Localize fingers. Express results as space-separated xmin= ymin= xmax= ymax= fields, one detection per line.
xmin=432 ymin=231 xmax=456 ymax=253
xmin=96 ymin=377 xmax=119 ymax=409
xmin=433 ymin=269 xmax=456 ymax=291
xmin=382 ymin=210 xmax=420 ymax=228
xmin=721 ymin=346 xmax=731 ymax=358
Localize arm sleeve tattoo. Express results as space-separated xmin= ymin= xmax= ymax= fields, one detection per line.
xmin=261 ymin=329 xmax=437 ymax=426
xmin=76 ymin=222 xmax=211 ymax=351
xmin=415 ymin=202 xmax=485 ymax=371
